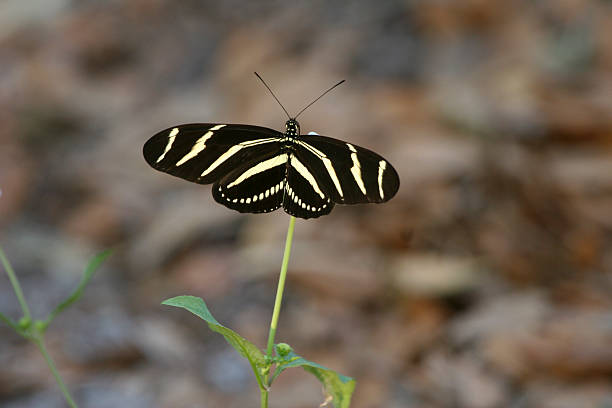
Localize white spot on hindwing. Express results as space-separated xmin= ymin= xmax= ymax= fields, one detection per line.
xmin=219 ymin=178 xmax=288 ymax=213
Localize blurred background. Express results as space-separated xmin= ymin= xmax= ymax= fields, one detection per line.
xmin=1 ymin=0 xmax=612 ymax=407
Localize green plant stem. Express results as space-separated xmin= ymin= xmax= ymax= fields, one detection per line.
xmin=1 ymin=245 xmax=79 ymax=407
xmin=0 ymin=312 xmax=18 ymax=330
xmin=261 ymin=216 xmax=296 ymax=408
xmin=266 ymin=216 xmax=296 ymax=356
xmin=0 ymin=245 xmax=32 ymax=320
xmin=32 ymin=335 xmax=78 ymax=408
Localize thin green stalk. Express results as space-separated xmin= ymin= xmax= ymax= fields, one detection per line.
xmin=0 ymin=246 xmax=31 ymax=320
xmin=261 ymin=216 xmax=296 ymax=408
xmin=32 ymin=335 xmax=78 ymax=408
xmin=1 ymin=245 xmax=79 ymax=407
xmin=0 ymin=312 xmax=18 ymax=330
xmin=266 ymin=216 xmax=296 ymax=356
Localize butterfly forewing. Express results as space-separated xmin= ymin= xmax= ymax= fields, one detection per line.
xmin=143 ymin=124 xmax=283 ymax=184
xmin=294 ymin=135 xmax=400 ymax=204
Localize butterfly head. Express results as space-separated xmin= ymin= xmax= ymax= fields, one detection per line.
xmin=285 ymin=119 xmax=300 ymax=138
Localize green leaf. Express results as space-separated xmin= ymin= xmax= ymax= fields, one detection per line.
xmin=41 ymin=249 xmax=112 ymax=331
xmin=271 ymin=344 xmax=356 ymax=408
xmin=162 ymin=295 xmax=267 ymax=390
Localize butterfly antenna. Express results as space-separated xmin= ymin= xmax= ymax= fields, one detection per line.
xmin=254 ymin=72 xmax=291 ymax=119
xmin=294 ymin=79 xmax=345 ymax=119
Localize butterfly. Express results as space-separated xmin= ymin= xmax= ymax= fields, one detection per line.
xmin=143 ymin=73 xmax=399 ymax=219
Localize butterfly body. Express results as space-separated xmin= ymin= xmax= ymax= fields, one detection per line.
xmin=144 ymin=117 xmax=399 ymax=219
xmin=283 ymin=118 xmax=300 ymax=139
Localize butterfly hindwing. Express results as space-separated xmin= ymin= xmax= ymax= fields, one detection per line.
xmin=294 ymin=135 xmax=400 ymax=204
xmin=212 ymin=146 xmax=286 ymax=214
xmin=283 ymin=153 xmax=334 ymax=218
xmin=143 ymin=124 xmax=283 ymax=184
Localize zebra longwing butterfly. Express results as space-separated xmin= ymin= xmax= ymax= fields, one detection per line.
xmin=143 ymin=74 xmax=399 ymax=219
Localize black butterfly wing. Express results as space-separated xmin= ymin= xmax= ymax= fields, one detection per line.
xmin=294 ymin=135 xmax=399 ymax=204
xmin=282 ymin=152 xmax=335 ymax=219
xmin=212 ymin=148 xmax=286 ymax=214
xmin=143 ymin=124 xmax=283 ymax=184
